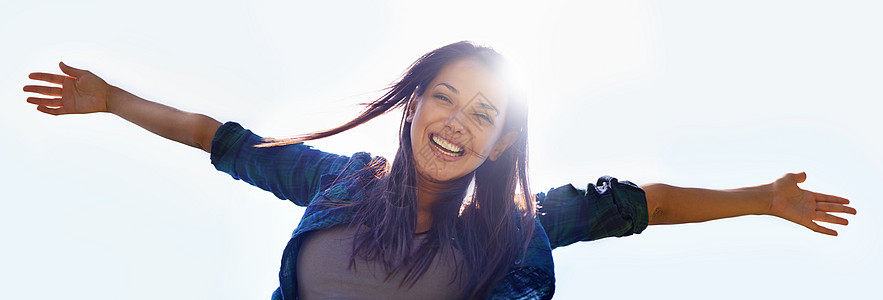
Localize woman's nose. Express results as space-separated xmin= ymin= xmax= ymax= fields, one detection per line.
xmin=443 ymin=109 xmax=467 ymax=134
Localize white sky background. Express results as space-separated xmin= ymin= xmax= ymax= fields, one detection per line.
xmin=1 ymin=0 xmax=880 ymax=299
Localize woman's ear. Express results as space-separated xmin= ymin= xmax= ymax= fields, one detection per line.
xmin=405 ymin=100 xmax=416 ymax=122
xmin=488 ymin=131 xmax=519 ymax=161
xmin=405 ymin=90 xmax=420 ymax=122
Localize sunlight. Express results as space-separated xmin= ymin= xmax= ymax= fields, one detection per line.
xmin=5 ymin=1 xmax=878 ymax=299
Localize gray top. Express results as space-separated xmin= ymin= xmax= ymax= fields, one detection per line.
xmin=297 ymin=224 xmax=465 ymax=299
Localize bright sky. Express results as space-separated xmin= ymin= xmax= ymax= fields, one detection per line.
xmin=1 ymin=1 xmax=880 ymax=299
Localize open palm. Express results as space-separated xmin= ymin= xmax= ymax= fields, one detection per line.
xmin=24 ymin=62 xmax=108 ymax=115
xmin=768 ymin=172 xmax=856 ymax=236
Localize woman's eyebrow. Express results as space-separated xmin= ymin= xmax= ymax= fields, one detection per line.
xmin=477 ymin=102 xmax=499 ymax=116
xmin=473 ymin=93 xmax=499 ymax=116
xmin=436 ymin=83 xmax=459 ymax=95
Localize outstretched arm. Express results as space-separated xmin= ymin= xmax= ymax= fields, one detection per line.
xmin=642 ymin=172 xmax=857 ymax=236
xmin=24 ymin=62 xmax=221 ymax=152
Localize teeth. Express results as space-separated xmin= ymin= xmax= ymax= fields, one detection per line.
xmin=432 ymin=134 xmax=463 ymax=155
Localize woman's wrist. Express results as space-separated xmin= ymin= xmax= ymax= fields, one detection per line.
xmin=105 ymin=85 xmax=124 ymax=115
xmin=753 ymin=182 xmax=775 ymax=216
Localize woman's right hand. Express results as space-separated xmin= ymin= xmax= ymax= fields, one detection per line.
xmin=25 ymin=62 xmax=109 ymax=115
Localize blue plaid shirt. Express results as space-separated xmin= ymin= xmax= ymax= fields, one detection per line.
xmin=210 ymin=122 xmax=648 ymax=299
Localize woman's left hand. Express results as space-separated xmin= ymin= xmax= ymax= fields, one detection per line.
xmin=768 ymin=172 xmax=857 ymax=236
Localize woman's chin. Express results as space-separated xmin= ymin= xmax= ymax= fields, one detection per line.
xmin=419 ymin=171 xmax=453 ymax=183
xmin=417 ymin=167 xmax=466 ymax=184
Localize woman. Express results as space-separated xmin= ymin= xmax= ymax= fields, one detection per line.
xmin=24 ymin=41 xmax=855 ymax=299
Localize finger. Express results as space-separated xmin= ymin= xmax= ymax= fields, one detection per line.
xmin=28 ymin=72 xmax=70 ymax=85
xmin=814 ymin=211 xmax=849 ymax=225
xmin=790 ymin=171 xmax=807 ymax=183
xmin=816 ymin=202 xmax=857 ymax=215
xmin=23 ymin=85 xmax=62 ymax=96
xmin=59 ymin=61 xmax=87 ymax=77
xmin=812 ymin=191 xmax=850 ymax=204
xmin=810 ymin=221 xmax=838 ymax=236
xmin=26 ymin=97 xmax=63 ymax=107
xmin=36 ymin=105 xmax=66 ymax=116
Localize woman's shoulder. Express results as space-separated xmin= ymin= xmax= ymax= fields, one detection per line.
xmin=314 ymin=152 xmax=388 ymax=200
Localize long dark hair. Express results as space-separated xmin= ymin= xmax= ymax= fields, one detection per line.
xmin=262 ymin=41 xmax=534 ymax=298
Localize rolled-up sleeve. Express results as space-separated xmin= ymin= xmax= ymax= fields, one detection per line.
xmin=537 ymin=176 xmax=649 ymax=249
xmin=209 ymin=121 xmax=353 ymax=206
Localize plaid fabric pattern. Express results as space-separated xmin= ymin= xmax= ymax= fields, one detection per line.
xmin=537 ymin=177 xmax=650 ymax=249
xmin=211 ymin=122 xmax=647 ymax=299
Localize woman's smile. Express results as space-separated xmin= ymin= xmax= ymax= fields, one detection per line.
xmin=429 ymin=133 xmax=466 ymax=161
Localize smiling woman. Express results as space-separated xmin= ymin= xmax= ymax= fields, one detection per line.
xmin=23 ymin=40 xmax=856 ymax=300
xmin=254 ymin=42 xmax=543 ymax=298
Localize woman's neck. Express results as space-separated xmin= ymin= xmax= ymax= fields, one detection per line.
xmin=414 ymin=174 xmax=470 ymax=233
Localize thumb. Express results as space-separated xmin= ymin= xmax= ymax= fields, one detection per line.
xmin=59 ymin=61 xmax=87 ymax=77
xmin=791 ymin=171 xmax=807 ymax=183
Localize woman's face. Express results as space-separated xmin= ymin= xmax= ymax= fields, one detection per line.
xmin=408 ymin=57 xmax=516 ymax=183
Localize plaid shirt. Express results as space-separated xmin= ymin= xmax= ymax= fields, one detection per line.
xmin=210 ymin=122 xmax=648 ymax=299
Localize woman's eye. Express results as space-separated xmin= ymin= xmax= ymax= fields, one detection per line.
xmin=434 ymin=94 xmax=452 ymax=103
xmin=475 ymin=114 xmax=493 ymax=124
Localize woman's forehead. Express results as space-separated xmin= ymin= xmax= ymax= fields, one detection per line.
xmin=429 ymin=58 xmax=509 ymax=110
